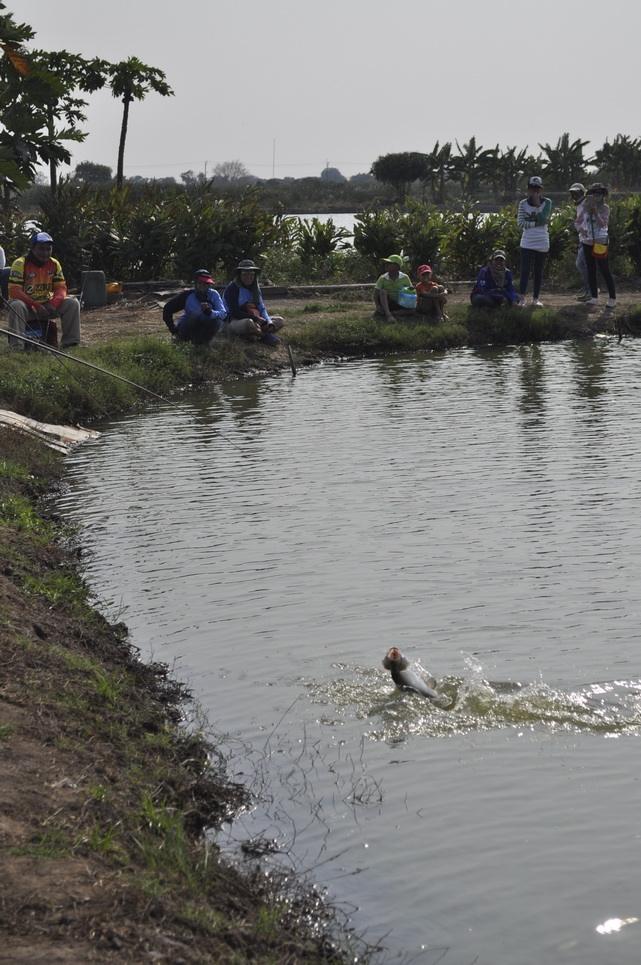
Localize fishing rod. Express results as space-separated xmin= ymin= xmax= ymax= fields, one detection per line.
xmin=0 ymin=307 xmax=245 ymax=453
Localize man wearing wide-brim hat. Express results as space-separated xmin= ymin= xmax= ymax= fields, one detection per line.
xmin=222 ymin=258 xmax=284 ymax=346
xmin=373 ymin=254 xmax=413 ymax=322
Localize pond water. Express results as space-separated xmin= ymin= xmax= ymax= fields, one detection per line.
xmin=57 ymin=340 xmax=641 ymax=964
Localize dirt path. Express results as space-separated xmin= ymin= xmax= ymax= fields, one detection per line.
xmin=78 ymin=289 xmax=641 ymax=347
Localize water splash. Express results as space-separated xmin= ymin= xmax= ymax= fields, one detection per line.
xmin=304 ymin=660 xmax=641 ymax=742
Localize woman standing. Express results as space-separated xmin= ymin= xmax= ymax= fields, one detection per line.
xmin=574 ymin=183 xmax=616 ymax=310
xmin=517 ymin=175 xmax=552 ymax=307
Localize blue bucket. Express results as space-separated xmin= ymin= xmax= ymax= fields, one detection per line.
xmin=397 ymin=288 xmax=417 ymax=309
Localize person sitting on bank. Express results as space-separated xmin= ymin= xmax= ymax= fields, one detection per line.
xmin=470 ymin=250 xmax=519 ymax=309
xmin=173 ymin=269 xmax=227 ymax=344
xmin=223 ymin=258 xmax=284 ymax=346
xmin=7 ymin=231 xmax=80 ymax=350
xmin=373 ymin=254 xmax=413 ymax=321
xmin=415 ymin=264 xmax=448 ymax=322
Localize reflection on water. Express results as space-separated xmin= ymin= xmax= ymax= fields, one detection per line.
xmin=58 ymin=342 xmax=641 ymax=965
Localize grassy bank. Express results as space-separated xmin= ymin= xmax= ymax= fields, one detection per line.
xmin=2 ymin=299 xmax=639 ymax=426
xmin=0 ymin=432 xmax=369 ymax=960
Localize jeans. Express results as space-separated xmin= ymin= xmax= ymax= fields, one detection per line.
xmin=519 ymin=248 xmax=546 ymax=299
xmin=576 ymin=245 xmax=590 ymax=294
xmin=582 ymin=244 xmax=615 ymax=299
xmin=175 ymin=314 xmax=223 ymax=344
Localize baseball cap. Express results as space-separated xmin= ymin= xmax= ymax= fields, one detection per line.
xmin=528 ymin=176 xmax=543 ymax=188
xmin=31 ymin=231 xmax=53 ymax=244
xmin=417 ymin=264 xmax=432 ymax=275
xmin=384 ymin=254 xmax=404 ymax=267
xmin=491 ymin=249 xmax=507 ymax=260
xmin=193 ymin=269 xmax=214 ymax=284
xmin=569 ymin=182 xmax=585 ymax=194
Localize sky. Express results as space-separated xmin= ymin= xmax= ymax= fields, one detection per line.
xmin=9 ymin=0 xmax=641 ymax=182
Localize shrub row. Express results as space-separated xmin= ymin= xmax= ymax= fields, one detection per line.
xmin=7 ymin=181 xmax=641 ymax=287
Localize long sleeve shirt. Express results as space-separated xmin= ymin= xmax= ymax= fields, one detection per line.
xmin=223 ymin=281 xmax=271 ymax=323
xmin=471 ymin=266 xmax=519 ymax=303
xmin=176 ymin=288 xmax=227 ymax=331
xmin=575 ymin=200 xmax=609 ymax=244
xmin=517 ymin=197 xmax=552 ymax=252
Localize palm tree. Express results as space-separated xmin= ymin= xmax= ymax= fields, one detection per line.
xmin=593 ymin=135 xmax=641 ymax=190
xmin=538 ymin=133 xmax=591 ymax=190
xmin=451 ymin=137 xmax=497 ymax=198
xmin=107 ymin=57 xmax=173 ymax=189
xmin=424 ymin=141 xmax=453 ymax=204
xmin=494 ymin=146 xmax=530 ymax=200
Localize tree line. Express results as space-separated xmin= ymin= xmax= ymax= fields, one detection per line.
xmin=371 ymin=134 xmax=641 ymax=203
xmin=0 ymin=1 xmax=172 ymax=205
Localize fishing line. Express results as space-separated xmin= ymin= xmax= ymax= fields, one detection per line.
xmin=0 ymin=304 xmax=245 ymax=452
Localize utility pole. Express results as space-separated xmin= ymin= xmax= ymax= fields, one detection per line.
xmin=204 ymin=160 xmax=208 ymax=179
xmin=272 ymin=138 xmax=276 ymax=178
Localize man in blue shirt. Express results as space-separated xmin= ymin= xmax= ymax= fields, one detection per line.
xmin=171 ymin=270 xmax=227 ymax=344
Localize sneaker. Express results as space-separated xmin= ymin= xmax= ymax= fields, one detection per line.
xmin=261 ymin=331 xmax=281 ymax=346
xmin=516 ymin=295 xmax=526 ymax=307
xmin=576 ymin=292 xmax=591 ymax=302
xmin=531 ymin=299 xmax=544 ymax=308
xmin=605 ymin=298 xmax=617 ymax=310
xmin=587 ymin=298 xmax=599 ymax=310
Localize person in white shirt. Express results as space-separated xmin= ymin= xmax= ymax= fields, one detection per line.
xmin=517 ymin=176 xmax=552 ymax=307
xmin=574 ymin=183 xmax=616 ymax=310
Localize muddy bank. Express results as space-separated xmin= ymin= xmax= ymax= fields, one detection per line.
xmin=0 ymin=429 xmax=369 ymax=963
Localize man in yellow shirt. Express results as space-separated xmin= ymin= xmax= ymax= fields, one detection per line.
xmin=7 ymin=232 xmax=81 ymax=350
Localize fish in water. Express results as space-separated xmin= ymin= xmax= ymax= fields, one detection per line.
xmin=383 ymin=647 xmax=440 ymax=701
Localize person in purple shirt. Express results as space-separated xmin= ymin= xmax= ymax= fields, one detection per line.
xmin=174 ymin=269 xmax=227 ymax=344
xmin=470 ymin=250 xmax=519 ymax=309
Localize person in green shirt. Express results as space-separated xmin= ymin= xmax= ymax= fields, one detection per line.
xmin=374 ymin=254 xmax=412 ymax=321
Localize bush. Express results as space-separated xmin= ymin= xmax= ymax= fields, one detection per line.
xmin=353 ymin=208 xmax=404 ymax=269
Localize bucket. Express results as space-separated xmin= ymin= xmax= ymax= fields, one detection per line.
xmin=397 ymin=288 xmax=417 ymax=309
xmin=81 ymin=270 xmax=107 ymax=308
xmin=106 ymin=281 xmax=123 ymax=303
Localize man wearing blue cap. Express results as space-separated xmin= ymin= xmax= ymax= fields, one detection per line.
xmin=7 ymin=231 xmax=81 ymax=349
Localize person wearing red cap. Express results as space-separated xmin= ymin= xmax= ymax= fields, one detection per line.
xmin=7 ymin=231 xmax=80 ymax=350
xmin=414 ymin=265 xmax=448 ymax=322
xmin=173 ymin=269 xmax=227 ymax=344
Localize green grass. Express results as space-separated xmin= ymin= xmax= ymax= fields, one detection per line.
xmin=0 ymin=459 xmax=30 ymax=481
xmin=1 ymin=494 xmax=53 ymax=535
xmin=0 ymin=724 xmax=13 ymax=741
xmin=24 ymin=571 xmax=88 ymax=611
